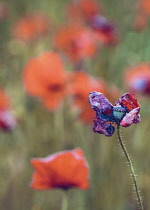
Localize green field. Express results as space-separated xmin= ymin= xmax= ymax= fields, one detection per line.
xmin=0 ymin=0 xmax=150 ymax=209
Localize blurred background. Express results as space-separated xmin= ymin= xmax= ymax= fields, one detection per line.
xmin=0 ymin=0 xmax=150 ymax=209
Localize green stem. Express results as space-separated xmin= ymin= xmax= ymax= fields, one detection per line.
xmin=117 ymin=125 xmax=144 ymax=210
xmin=61 ymin=191 xmax=68 ymax=210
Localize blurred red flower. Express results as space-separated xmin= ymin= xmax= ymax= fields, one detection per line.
xmin=30 ymin=148 xmax=89 ymax=190
xmin=124 ymin=63 xmax=150 ymax=96
xmin=68 ymin=71 xmax=106 ymax=123
xmin=66 ymin=1 xmax=118 ymax=46
xmin=66 ymin=0 xmax=102 ymax=21
xmin=138 ymin=0 xmax=150 ymax=16
xmin=54 ymin=24 xmax=97 ymax=63
xmin=0 ymin=88 xmax=16 ymax=131
xmin=23 ymin=51 xmax=68 ymax=110
xmin=13 ymin=12 xmax=50 ymax=42
xmin=134 ymin=0 xmax=150 ymax=30
xmin=89 ymin=15 xmax=118 ymax=46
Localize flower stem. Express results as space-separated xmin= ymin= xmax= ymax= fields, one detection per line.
xmin=116 ymin=125 xmax=144 ymax=210
xmin=61 ymin=191 xmax=68 ymax=210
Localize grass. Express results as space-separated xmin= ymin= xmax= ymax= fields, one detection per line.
xmin=0 ymin=0 xmax=150 ymax=209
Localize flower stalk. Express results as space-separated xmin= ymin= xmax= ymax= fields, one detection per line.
xmin=117 ymin=125 xmax=144 ymax=210
xmin=61 ymin=191 xmax=68 ymax=210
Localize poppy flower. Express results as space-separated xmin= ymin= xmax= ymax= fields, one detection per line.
xmin=89 ymin=91 xmax=141 ymax=136
xmin=30 ymin=148 xmax=89 ymax=190
xmin=137 ymin=0 xmax=150 ymax=16
xmin=0 ymin=88 xmax=16 ymax=131
xmin=88 ymin=14 xmax=118 ymax=46
xmin=124 ymin=63 xmax=150 ymax=96
xmin=66 ymin=1 xmax=118 ymax=46
xmin=134 ymin=0 xmax=150 ymax=30
xmin=66 ymin=0 xmax=102 ymax=21
xmin=23 ymin=51 xmax=68 ymax=111
xmin=54 ymin=24 xmax=97 ymax=63
xmin=68 ymin=71 xmax=106 ymax=123
xmin=13 ymin=12 xmax=50 ymax=42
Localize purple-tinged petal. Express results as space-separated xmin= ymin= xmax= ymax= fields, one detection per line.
xmin=89 ymin=91 xmax=113 ymax=112
xmin=0 ymin=110 xmax=17 ymax=131
xmin=89 ymin=91 xmax=141 ymax=136
xmin=115 ymin=93 xmax=140 ymax=112
xmin=93 ymin=117 xmax=115 ymax=137
xmin=89 ymin=14 xmax=116 ymax=34
xmin=120 ymin=107 xmax=140 ymax=127
xmin=133 ymin=114 xmax=141 ymax=124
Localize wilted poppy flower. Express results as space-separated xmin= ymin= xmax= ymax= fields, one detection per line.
xmin=13 ymin=12 xmax=50 ymax=42
xmin=54 ymin=24 xmax=97 ymax=63
xmin=89 ymin=91 xmax=140 ymax=136
xmin=23 ymin=51 xmax=67 ymax=111
xmin=30 ymin=148 xmax=89 ymax=190
xmin=88 ymin=14 xmax=118 ymax=46
xmin=124 ymin=63 xmax=150 ymax=96
xmin=69 ymin=71 xmax=106 ymax=123
xmin=0 ymin=88 xmax=16 ymax=131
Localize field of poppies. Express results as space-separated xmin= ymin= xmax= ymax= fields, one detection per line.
xmin=0 ymin=0 xmax=150 ymax=209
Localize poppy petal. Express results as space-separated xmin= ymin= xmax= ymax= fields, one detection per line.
xmin=93 ymin=117 xmax=115 ymax=136
xmin=88 ymin=91 xmax=113 ymax=114
xmin=30 ymin=148 xmax=89 ymax=190
xmin=120 ymin=107 xmax=140 ymax=127
xmin=115 ymin=93 xmax=140 ymax=112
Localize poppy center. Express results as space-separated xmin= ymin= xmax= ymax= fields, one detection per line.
xmin=99 ymin=107 xmax=126 ymax=123
xmin=47 ymin=84 xmax=63 ymax=92
xmin=73 ymin=93 xmax=84 ymax=101
xmin=113 ymin=106 xmax=126 ymax=121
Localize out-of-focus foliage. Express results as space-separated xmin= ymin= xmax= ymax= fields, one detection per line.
xmin=0 ymin=0 xmax=150 ymax=210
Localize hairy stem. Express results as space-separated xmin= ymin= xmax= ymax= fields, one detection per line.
xmin=117 ymin=125 xmax=144 ymax=210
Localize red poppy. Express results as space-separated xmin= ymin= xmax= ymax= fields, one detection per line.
xmin=89 ymin=15 xmax=118 ymax=46
xmin=30 ymin=148 xmax=89 ymax=190
xmin=138 ymin=0 xmax=150 ymax=16
xmin=68 ymin=71 xmax=106 ymax=123
xmin=124 ymin=63 xmax=150 ymax=96
xmin=13 ymin=12 xmax=50 ymax=42
xmin=54 ymin=24 xmax=97 ymax=62
xmin=66 ymin=0 xmax=102 ymax=21
xmin=23 ymin=51 xmax=68 ymax=111
xmin=134 ymin=0 xmax=150 ymax=30
xmin=0 ymin=88 xmax=16 ymax=131
xmin=66 ymin=1 xmax=118 ymax=46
